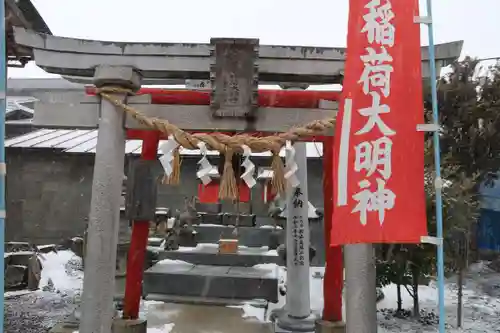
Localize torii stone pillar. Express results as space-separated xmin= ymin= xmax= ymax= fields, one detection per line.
xmin=79 ymin=66 xmax=143 ymax=333
xmin=344 ymin=244 xmax=377 ymax=333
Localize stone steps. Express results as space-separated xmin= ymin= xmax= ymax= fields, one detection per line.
xmin=157 ymin=244 xmax=282 ymax=267
xmin=148 ymin=225 xmax=284 ymax=248
xmin=199 ymin=213 xmax=257 ymax=227
xmin=144 ymin=294 xmax=265 ymax=306
xmin=193 ymin=225 xmax=284 ymax=248
xmin=143 ymin=222 xmax=283 ymax=304
xmin=143 ymin=261 xmax=279 ymax=303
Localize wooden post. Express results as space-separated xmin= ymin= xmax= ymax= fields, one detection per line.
xmin=123 ymin=130 xmax=160 ymax=319
xmin=322 ymin=136 xmax=344 ymax=323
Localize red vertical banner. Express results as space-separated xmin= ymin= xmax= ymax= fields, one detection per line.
xmin=331 ymin=0 xmax=427 ymax=245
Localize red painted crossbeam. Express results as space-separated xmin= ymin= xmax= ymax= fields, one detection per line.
xmin=86 ymin=87 xmax=341 ymax=108
xmin=126 ymin=130 xmax=327 ymax=142
xmin=111 ymin=87 xmax=342 ymax=320
xmin=86 ymin=88 xmax=340 ymax=141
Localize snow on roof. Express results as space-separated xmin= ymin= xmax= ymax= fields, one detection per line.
xmin=5 ymin=129 xmax=324 ymax=158
xmin=6 ymin=96 xmax=36 ymax=115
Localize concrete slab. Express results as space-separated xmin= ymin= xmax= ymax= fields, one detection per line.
xmin=143 ymin=262 xmax=279 ymax=302
xmin=145 ymin=302 xmax=273 ymax=333
xmin=315 ymin=320 xmax=346 ymax=333
xmin=50 ymin=323 xmax=79 ymax=333
xmin=272 ymin=322 xmax=314 ymax=333
xmin=5 ymin=242 xmax=31 ymax=252
xmin=112 ymin=319 xmax=147 ymax=333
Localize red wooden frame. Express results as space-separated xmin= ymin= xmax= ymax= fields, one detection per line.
xmin=120 ymin=88 xmax=343 ymax=322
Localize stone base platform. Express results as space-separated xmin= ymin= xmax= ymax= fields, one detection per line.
xmin=143 ymin=261 xmax=279 ymax=303
xmin=157 ymin=243 xmax=281 ymax=267
xmin=193 ymin=225 xmax=284 ymax=248
xmin=315 ymin=320 xmax=346 ymax=333
xmin=50 ymin=319 xmax=147 ymax=333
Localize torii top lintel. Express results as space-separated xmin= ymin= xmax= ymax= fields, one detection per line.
xmin=14 ymin=28 xmax=462 ymax=134
xmin=13 ymin=27 xmax=463 ymax=85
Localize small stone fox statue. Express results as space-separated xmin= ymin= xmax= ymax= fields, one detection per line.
xmin=162 ymin=214 xmax=180 ymax=251
xmin=178 ymin=196 xmax=198 ymax=232
xmin=163 ymin=196 xmax=199 ymax=250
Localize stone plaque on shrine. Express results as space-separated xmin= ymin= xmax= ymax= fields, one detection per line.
xmin=210 ymin=38 xmax=259 ymax=118
xmin=125 ymin=160 xmax=158 ymax=221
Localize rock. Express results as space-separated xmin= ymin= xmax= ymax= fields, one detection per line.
xmin=5 ymin=265 xmax=27 ymax=288
xmin=5 ymin=251 xmax=36 ymax=267
xmin=5 ymin=242 xmax=31 ymax=253
xmin=488 ymin=258 xmax=500 ymax=272
xmin=27 ymin=254 xmax=42 ymax=291
xmin=70 ymin=237 xmax=85 ymax=258
xmin=37 ymin=244 xmax=57 ymax=254
xmin=376 ymin=288 xmax=385 ymax=302
xmin=43 ymin=278 xmax=55 ymax=292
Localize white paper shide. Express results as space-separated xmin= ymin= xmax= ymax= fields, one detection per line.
xmin=338 ymin=0 xmax=397 ymax=226
xmin=159 ymin=135 xmax=180 ymax=177
xmin=196 ymin=141 xmax=215 ymax=185
xmin=284 ymin=141 xmax=300 ymax=188
xmin=240 ymin=145 xmax=257 ymax=188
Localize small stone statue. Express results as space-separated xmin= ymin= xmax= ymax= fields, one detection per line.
xmin=163 ymin=196 xmax=199 ymax=250
xmin=178 ymin=196 xmax=198 ymax=232
xmin=178 ymin=196 xmax=199 ymax=247
xmin=268 ymin=198 xmax=284 ymax=250
xmin=163 ymin=213 xmax=180 ymax=251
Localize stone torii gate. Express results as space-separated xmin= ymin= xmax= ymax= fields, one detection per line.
xmin=12 ymin=26 xmax=462 ymax=333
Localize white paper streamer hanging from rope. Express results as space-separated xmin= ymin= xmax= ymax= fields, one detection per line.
xmin=196 ymin=142 xmax=214 ymax=185
xmin=240 ymin=145 xmax=256 ymax=188
xmin=284 ymin=141 xmax=300 ymax=188
xmin=159 ymin=135 xmax=179 ymax=177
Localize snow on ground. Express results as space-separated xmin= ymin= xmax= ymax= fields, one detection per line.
xmin=236 ymin=263 xmax=500 ymax=333
xmin=38 ymin=250 xmax=84 ymax=292
xmin=4 ymin=250 xmax=180 ymax=333
xmin=4 ymin=250 xmax=83 ymax=333
xmin=376 ymin=262 xmax=500 ymax=332
xmin=5 ymin=248 xmax=500 ymax=333
xmin=147 ymin=324 xmax=175 ymax=333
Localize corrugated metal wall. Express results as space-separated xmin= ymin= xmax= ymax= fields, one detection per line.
xmin=477 ymin=208 xmax=500 ymax=252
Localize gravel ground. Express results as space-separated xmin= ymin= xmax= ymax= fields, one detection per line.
xmin=4 ymin=291 xmax=78 ymax=333
xmin=4 ymin=251 xmax=82 ymax=333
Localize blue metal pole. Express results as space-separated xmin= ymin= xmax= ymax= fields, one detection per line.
xmin=424 ymin=0 xmax=446 ymax=332
xmin=0 ymin=0 xmax=6 ymax=332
